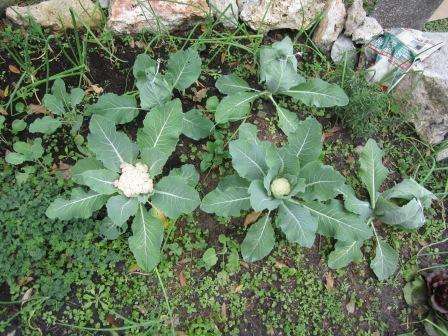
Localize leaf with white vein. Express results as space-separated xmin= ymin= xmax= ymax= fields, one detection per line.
xmin=328 ymin=240 xmax=363 ymax=269
xmin=276 ymin=105 xmax=299 ymax=136
xmin=248 ymin=180 xmax=281 ymax=211
xmin=137 ymin=99 xmax=183 ymax=157
xmin=182 ymin=109 xmax=214 ymax=140
xmin=46 ymin=188 xmax=109 ymax=220
xmin=304 ymin=200 xmax=372 ymax=242
xmin=216 ymin=74 xmax=252 ymax=94
xmin=229 ymin=138 xmax=270 ymax=181
xmin=215 ymin=92 xmax=260 ymax=124
xmin=80 ymin=169 xmax=118 ymax=195
xmin=152 ymin=176 xmax=200 ymax=219
xmin=165 ymin=48 xmax=202 ymax=91
xmin=299 ymin=161 xmax=345 ymax=202
xmin=201 ymin=186 xmax=251 ymax=217
xmin=282 ymin=78 xmax=349 ymax=107
xmin=241 ymin=215 xmax=275 ymax=262
xmin=87 ymin=115 xmax=138 ymax=172
xmin=86 ymin=93 xmax=138 ymax=124
xmin=359 ymin=139 xmax=389 ymax=208
xmin=276 ymin=201 xmax=317 ymax=247
xmin=107 ymin=194 xmax=139 ymax=227
xmin=284 ymin=117 xmax=322 ymax=165
xmin=370 ymin=238 xmax=398 ymax=281
xmin=128 ymin=205 xmax=164 ymax=272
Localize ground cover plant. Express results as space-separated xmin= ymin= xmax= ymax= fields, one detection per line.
xmin=1 ymin=13 xmax=448 ymax=336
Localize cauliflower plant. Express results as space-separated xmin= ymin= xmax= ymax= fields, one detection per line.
xmin=270 ymin=177 xmax=291 ymax=198
xmin=47 ymin=103 xmax=201 ymax=273
xmin=113 ymin=162 xmax=154 ymax=197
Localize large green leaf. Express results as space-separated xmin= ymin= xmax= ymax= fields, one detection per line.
xmin=382 ymin=178 xmax=436 ymax=208
xmin=328 ymin=240 xmax=363 ymax=269
xmin=229 ymin=138 xmax=269 ymax=181
xmin=304 ymin=200 xmax=372 ymax=242
xmin=370 ymin=238 xmax=398 ymax=281
xmin=337 ymin=184 xmax=372 ymax=220
xmin=276 ymin=105 xmax=299 ymax=136
xmin=139 ymin=147 xmax=170 ymax=178
xmin=299 ymin=161 xmax=345 ymax=202
xmin=46 ymin=188 xmax=108 ymax=220
xmin=133 ymin=54 xmax=156 ymax=79
xmin=169 ymin=164 xmax=199 ymax=187
xmin=71 ymin=157 xmax=104 ymax=184
xmin=165 ymin=48 xmax=202 ymax=91
xmin=182 ymin=109 xmax=213 ymax=140
xmin=241 ymin=215 xmax=275 ymax=262
xmin=276 ymin=201 xmax=317 ymax=247
xmin=137 ymin=99 xmax=183 ymax=157
xmin=218 ymin=174 xmax=251 ymax=190
xmin=87 ymin=115 xmax=138 ymax=172
xmin=283 ymin=78 xmax=349 ymax=107
xmin=201 ymin=186 xmax=251 ymax=217
xmin=152 ymin=175 xmax=200 ymax=219
xmin=216 ymin=74 xmax=252 ymax=94
xmin=86 ymin=93 xmax=138 ymax=124
xmin=374 ymin=197 xmax=425 ymax=229
xmin=106 ymin=194 xmax=139 ymax=227
xmin=128 ymin=205 xmax=164 ymax=272
xmin=215 ymin=92 xmax=260 ymax=124
xmin=359 ymin=139 xmax=389 ymax=208
xmin=284 ymin=117 xmax=322 ymax=165
xmin=29 ymin=116 xmax=62 ymax=135
xmin=134 ymin=56 xmax=172 ymax=109
xmin=259 ymin=36 xmax=304 ymax=93
xmin=80 ymin=169 xmax=118 ymax=195
xmin=248 ymin=180 xmax=281 ymax=211
xmin=43 ymin=93 xmax=65 ymax=115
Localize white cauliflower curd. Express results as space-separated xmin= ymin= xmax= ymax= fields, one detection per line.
xmin=113 ymin=162 xmax=154 ymax=197
xmin=271 ymin=177 xmax=291 ymax=198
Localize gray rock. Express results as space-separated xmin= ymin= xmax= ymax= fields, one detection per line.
xmin=98 ymin=0 xmax=109 ymax=9
xmin=396 ymin=31 xmax=448 ymax=145
xmin=331 ymin=34 xmax=356 ymax=64
xmin=312 ymin=0 xmax=346 ymax=51
xmin=108 ymin=0 xmax=209 ymax=34
xmin=238 ymin=0 xmax=325 ymax=32
xmin=351 ymin=16 xmax=383 ymax=44
xmin=436 ymin=147 xmax=448 ymax=162
xmin=6 ymin=0 xmax=101 ymax=30
xmin=372 ymin=0 xmax=444 ymax=30
xmin=209 ymin=0 xmax=238 ymax=28
xmin=345 ymin=0 xmax=366 ymax=36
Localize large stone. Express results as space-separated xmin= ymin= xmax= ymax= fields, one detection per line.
xmin=372 ymin=0 xmax=444 ymax=30
xmin=345 ymin=0 xmax=366 ymax=36
xmin=108 ymin=0 xmax=209 ymax=34
xmin=312 ymin=0 xmax=346 ymax=51
xmin=238 ymin=0 xmax=325 ymax=32
xmin=331 ymin=34 xmax=356 ymax=64
xmin=209 ymin=0 xmax=238 ymax=28
xmin=351 ymin=17 xmax=383 ymax=44
xmin=396 ymin=32 xmax=448 ymax=146
xmin=6 ymin=0 xmax=101 ymax=30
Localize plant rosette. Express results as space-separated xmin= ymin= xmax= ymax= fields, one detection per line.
xmin=201 ymin=117 xmax=371 ymax=262
xmin=46 ymin=100 xmax=201 ymax=272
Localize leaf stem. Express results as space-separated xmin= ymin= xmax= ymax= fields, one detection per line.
xmin=154 ymin=267 xmax=175 ymax=336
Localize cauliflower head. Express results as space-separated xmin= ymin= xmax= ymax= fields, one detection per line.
xmin=113 ymin=162 xmax=154 ymax=197
xmin=270 ymin=177 xmax=291 ymax=198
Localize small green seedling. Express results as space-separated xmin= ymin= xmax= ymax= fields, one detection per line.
xmin=29 ymin=79 xmax=85 ymax=135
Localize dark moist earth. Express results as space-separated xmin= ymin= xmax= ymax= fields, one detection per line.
xmin=0 ymin=25 xmax=447 ymax=336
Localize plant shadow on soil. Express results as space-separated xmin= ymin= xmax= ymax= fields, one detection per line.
xmin=0 ymin=25 xmax=447 ymax=336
